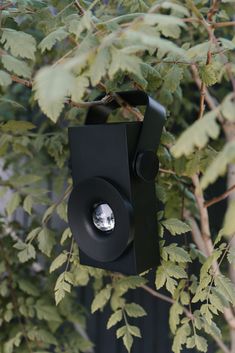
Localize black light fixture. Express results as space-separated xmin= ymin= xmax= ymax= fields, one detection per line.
xmin=68 ymin=91 xmax=166 ymax=275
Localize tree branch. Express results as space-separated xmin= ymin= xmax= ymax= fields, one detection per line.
xmin=204 ymin=184 xmax=235 ymax=208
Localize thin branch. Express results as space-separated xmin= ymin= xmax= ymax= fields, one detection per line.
xmin=74 ymin=0 xmax=85 ymax=14
xmin=213 ymin=21 xmax=235 ymax=28
xmin=141 ymin=283 xmax=231 ymax=353
xmin=204 ymin=184 xmax=235 ymax=208
xmin=159 ymin=168 xmax=176 ymax=175
xmin=0 ymin=2 xmax=12 ymax=11
xmin=141 ymin=284 xmax=194 ymax=320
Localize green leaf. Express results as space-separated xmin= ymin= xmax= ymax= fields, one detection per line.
xmin=28 ymin=328 xmax=57 ymax=345
xmin=163 ymin=244 xmax=192 ymax=263
xmin=163 ymin=66 xmax=183 ymax=93
xmin=35 ymin=299 xmax=62 ymax=322
xmin=14 ymin=242 xmax=36 ymax=263
xmin=223 ymin=200 xmax=235 ymax=236
xmin=0 ymin=70 xmax=12 ymax=87
xmin=114 ymin=276 xmax=147 ymax=295
xmin=18 ymin=279 xmax=39 ymax=296
xmin=90 ymin=47 xmax=110 ymax=86
xmin=1 ymin=120 xmax=35 ymax=132
xmin=91 ymin=285 xmax=112 ymax=313
xmin=49 ymin=253 xmax=68 ymax=273
xmin=123 ymin=332 xmax=133 ymax=352
xmin=33 ymin=66 xmax=76 ymax=122
xmin=199 ymin=63 xmax=218 ymax=86
xmin=124 ymin=303 xmax=147 ymax=318
xmin=201 ymin=141 xmax=235 ymax=189
xmin=23 ymin=195 xmax=33 ymax=215
xmin=221 ymin=93 xmax=235 ymax=121
xmin=6 ymin=192 xmax=21 ymax=217
xmin=161 ymin=218 xmax=191 ymax=235
xmin=169 ymin=302 xmax=183 ymax=334
xmin=1 ymin=54 xmax=32 ymax=78
xmin=107 ymin=309 xmax=123 ymax=329
xmin=60 ymin=227 xmax=72 ymax=245
xmin=171 ymin=110 xmax=220 ymax=158
xmin=38 ymin=28 xmax=69 ymax=53
xmin=214 ymin=275 xmax=235 ymax=304
xmin=172 ymin=323 xmax=191 ymax=353
xmin=37 ymin=228 xmax=55 ymax=257
xmin=1 ymin=28 xmax=36 ymax=60
xmin=109 ymin=47 xmax=142 ymax=79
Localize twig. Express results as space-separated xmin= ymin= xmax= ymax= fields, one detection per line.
xmin=213 ymin=21 xmax=235 ymax=28
xmin=204 ymin=184 xmax=235 ymax=208
xmin=74 ymin=0 xmax=85 ymax=15
xmin=159 ymin=168 xmax=176 ymax=175
xmin=0 ymin=2 xmax=12 ymax=11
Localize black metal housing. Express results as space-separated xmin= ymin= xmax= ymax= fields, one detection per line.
xmin=68 ymin=91 xmax=166 ymax=274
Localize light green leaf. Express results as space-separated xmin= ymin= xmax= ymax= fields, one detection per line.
xmin=161 ymin=218 xmax=191 ymax=235
xmin=114 ymin=276 xmax=147 ymax=295
xmin=201 ymin=141 xmax=235 ymax=189
xmin=107 ymin=309 xmax=123 ymax=329
xmin=172 ymin=323 xmax=191 ymax=353
xmin=26 ymin=227 xmax=42 ymax=242
xmin=37 ymin=228 xmax=55 ymax=257
xmin=1 ymin=120 xmax=35 ymax=132
xmin=50 ymin=253 xmax=68 ymax=273
xmin=169 ymin=302 xmax=183 ymax=334
xmin=160 ymin=2 xmax=189 ymax=16
xmin=6 ymin=192 xmax=21 ymax=217
xmin=221 ymin=93 xmax=235 ymax=121
xmin=38 ymin=28 xmax=68 ymax=53
xmin=223 ymin=200 xmax=235 ymax=237
xmin=214 ymin=275 xmax=235 ymax=304
xmin=0 ymin=70 xmax=12 ymax=87
xmin=91 ymin=285 xmax=112 ymax=313
xmin=14 ymin=242 xmax=36 ymax=263
xmin=123 ymin=332 xmax=133 ymax=353
xmin=124 ymin=303 xmax=147 ymax=318
xmin=171 ymin=110 xmax=220 ymax=158
xmin=60 ymin=227 xmax=72 ymax=245
xmin=1 ymin=28 xmax=36 ymax=59
xmin=109 ymin=47 xmax=142 ymax=79
xmin=164 ymin=66 xmax=184 ymax=92
xmin=23 ymin=195 xmax=33 ymax=215
xmin=35 ymin=299 xmax=62 ymax=322
xmin=1 ymin=54 xmax=32 ymax=78
xmin=90 ymin=47 xmax=110 ymax=86
xmin=71 ymin=75 xmax=89 ymax=102
xmin=163 ymin=244 xmax=192 ymax=263
xmin=34 ymin=66 xmax=76 ymax=122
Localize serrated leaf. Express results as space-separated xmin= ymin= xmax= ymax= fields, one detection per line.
xmin=172 ymin=323 xmax=191 ymax=353
xmin=124 ymin=303 xmax=147 ymax=318
xmin=163 ymin=244 xmax=191 ymax=263
xmin=164 ymin=66 xmax=183 ymax=92
xmin=109 ymin=47 xmax=142 ymax=79
xmin=90 ymin=47 xmax=110 ymax=86
xmin=33 ymin=66 xmax=76 ymax=122
xmin=123 ymin=332 xmax=133 ymax=352
xmin=1 ymin=28 xmax=36 ymax=60
xmin=35 ymin=299 xmax=62 ymax=322
xmin=37 ymin=228 xmax=55 ymax=257
xmin=1 ymin=54 xmax=32 ymax=78
xmin=14 ymin=242 xmax=36 ymax=263
xmin=201 ymin=140 xmax=235 ymax=189
xmin=6 ymin=192 xmax=21 ymax=217
xmin=107 ymin=309 xmax=123 ymax=329
xmin=214 ymin=275 xmax=235 ymax=304
xmin=169 ymin=302 xmax=183 ymax=334
xmin=0 ymin=70 xmax=12 ymax=87
xmin=171 ymin=110 xmax=220 ymax=158
xmin=199 ymin=63 xmax=218 ymax=86
xmin=38 ymin=28 xmax=68 ymax=53
xmin=91 ymin=285 xmax=112 ymax=313
xmin=50 ymin=253 xmax=68 ymax=273
xmin=161 ymin=218 xmax=191 ymax=235
xmin=115 ymin=276 xmax=146 ymax=295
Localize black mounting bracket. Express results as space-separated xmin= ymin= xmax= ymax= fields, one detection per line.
xmin=85 ymin=90 xmax=166 ymax=182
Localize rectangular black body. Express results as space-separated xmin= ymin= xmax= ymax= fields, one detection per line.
xmin=69 ymin=122 xmax=160 ymax=275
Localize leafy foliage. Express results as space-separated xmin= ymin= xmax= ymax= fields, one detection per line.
xmin=0 ymin=1 xmax=235 ymax=353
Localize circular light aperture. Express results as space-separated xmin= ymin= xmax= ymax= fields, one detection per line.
xmin=92 ymin=203 xmax=115 ymax=232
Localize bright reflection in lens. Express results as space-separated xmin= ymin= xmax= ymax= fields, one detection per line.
xmin=92 ymin=203 xmax=115 ymax=232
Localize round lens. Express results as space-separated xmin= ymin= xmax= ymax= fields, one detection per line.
xmin=92 ymin=203 xmax=115 ymax=232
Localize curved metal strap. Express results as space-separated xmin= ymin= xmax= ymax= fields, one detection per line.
xmin=85 ymin=90 xmax=166 ymax=154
